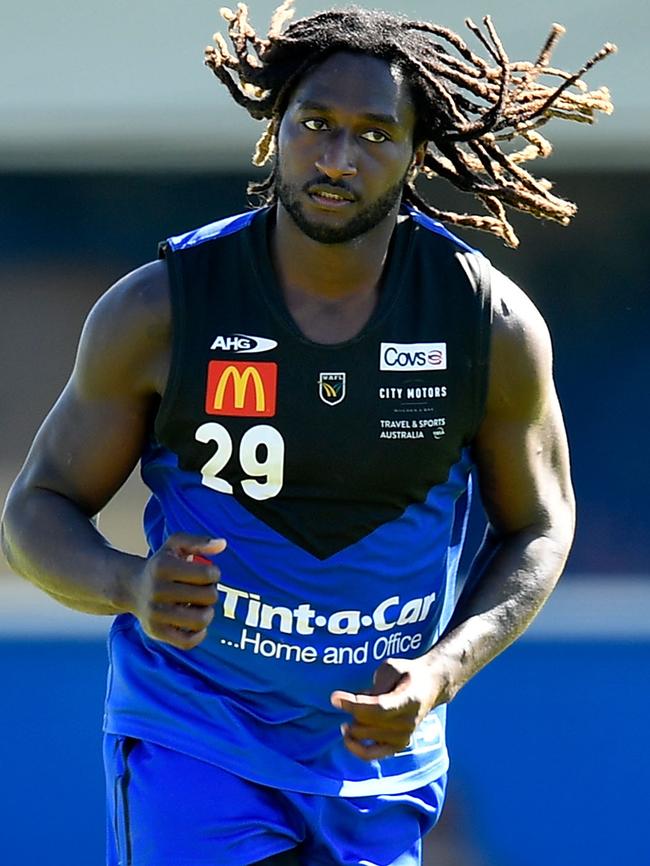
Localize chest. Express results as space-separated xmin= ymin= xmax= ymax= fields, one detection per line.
xmin=154 ymin=220 xmax=488 ymax=556
xmin=160 ymin=288 xmax=478 ymax=506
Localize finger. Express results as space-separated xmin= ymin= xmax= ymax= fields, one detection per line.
xmin=163 ymin=534 xmax=227 ymax=558
xmin=145 ymin=623 xmax=209 ymax=651
xmin=168 ymin=626 xmax=209 ymax=650
xmin=157 ymin=581 xmax=219 ymax=607
xmin=169 ymin=603 xmax=215 ymax=632
xmin=341 ymin=732 xmax=399 ymax=762
xmin=331 ymin=689 xmax=378 ymax=709
xmin=330 ymin=690 xmax=403 ymax=721
xmin=343 ymin=722 xmax=413 ymax=748
xmin=150 ymin=602 xmax=215 ymax=632
xmin=156 ymin=551 xmax=222 ymax=587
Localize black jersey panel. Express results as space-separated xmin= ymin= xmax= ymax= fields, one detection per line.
xmin=156 ymin=208 xmax=491 ymax=559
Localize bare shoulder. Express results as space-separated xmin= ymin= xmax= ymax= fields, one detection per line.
xmin=486 ymin=265 xmax=555 ymax=420
xmin=75 ymin=259 xmax=171 ymax=398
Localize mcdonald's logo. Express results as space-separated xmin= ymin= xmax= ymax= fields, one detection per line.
xmin=205 ymin=361 xmax=277 ymax=417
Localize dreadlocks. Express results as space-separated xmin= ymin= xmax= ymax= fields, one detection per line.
xmin=205 ymin=1 xmax=616 ymax=246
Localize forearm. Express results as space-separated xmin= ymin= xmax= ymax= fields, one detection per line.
xmin=1 ymin=485 xmax=144 ymax=615
xmin=426 ymin=519 xmax=573 ymax=703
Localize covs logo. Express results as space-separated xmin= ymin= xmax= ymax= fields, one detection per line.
xmin=205 ymin=361 xmax=277 ymax=417
xmin=379 ymin=342 xmax=447 ymax=372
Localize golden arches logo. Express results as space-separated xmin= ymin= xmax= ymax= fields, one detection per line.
xmin=214 ymin=364 xmax=266 ymax=412
xmin=205 ymin=361 xmax=277 ymax=417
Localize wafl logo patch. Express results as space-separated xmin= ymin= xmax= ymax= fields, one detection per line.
xmin=318 ymin=372 xmax=346 ymax=406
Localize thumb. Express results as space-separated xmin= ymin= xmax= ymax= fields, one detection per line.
xmin=370 ymin=660 xmax=409 ymax=696
xmin=330 ymin=689 xmax=362 ymax=710
xmin=163 ymin=533 xmax=227 ymax=558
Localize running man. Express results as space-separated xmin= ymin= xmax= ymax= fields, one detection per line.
xmin=1 ymin=4 xmax=615 ymax=864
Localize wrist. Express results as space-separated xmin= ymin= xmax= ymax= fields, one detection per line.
xmin=102 ymin=548 xmax=146 ymax=615
xmin=421 ymin=642 xmax=468 ymax=705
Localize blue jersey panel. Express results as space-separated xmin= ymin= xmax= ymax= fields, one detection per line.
xmin=104 ymin=443 xmax=473 ymax=796
xmin=166 ymin=210 xmax=257 ymax=251
xmin=401 ymin=204 xmax=478 ymax=255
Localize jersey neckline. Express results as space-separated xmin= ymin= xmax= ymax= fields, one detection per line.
xmin=244 ymin=207 xmax=414 ymax=351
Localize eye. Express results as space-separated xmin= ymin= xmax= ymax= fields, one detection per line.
xmin=360 ymin=130 xmax=390 ymax=143
xmin=302 ymin=118 xmax=328 ymax=131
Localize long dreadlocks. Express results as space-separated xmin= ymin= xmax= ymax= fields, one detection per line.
xmin=205 ymin=1 xmax=616 ymax=246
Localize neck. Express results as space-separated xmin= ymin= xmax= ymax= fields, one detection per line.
xmin=269 ymin=202 xmax=400 ymax=344
xmin=271 ymin=201 xmax=399 ymax=299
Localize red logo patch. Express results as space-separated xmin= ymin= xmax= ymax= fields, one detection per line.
xmin=205 ymin=361 xmax=277 ymax=417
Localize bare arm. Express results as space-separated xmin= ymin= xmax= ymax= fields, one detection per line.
xmin=332 ymin=268 xmax=576 ymax=758
xmin=1 ymin=260 xmax=224 ymax=648
xmin=427 ymin=267 xmax=575 ymax=695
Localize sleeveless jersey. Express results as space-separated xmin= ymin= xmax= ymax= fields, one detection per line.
xmin=103 ymin=205 xmax=492 ymax=796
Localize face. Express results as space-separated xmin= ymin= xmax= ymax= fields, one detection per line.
xmin=275 ymin=51 xmax=422 ymax=245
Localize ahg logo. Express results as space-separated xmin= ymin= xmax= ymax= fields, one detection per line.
xmin=380 ymin=343 xmax=447 ymax=371
xmin=210 ymin=334 xmax=278 ymax=353
xmin=205 ymin=361 xmax=277 ymax=417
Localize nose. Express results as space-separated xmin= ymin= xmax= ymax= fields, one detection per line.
xmin=315 ymin=131 xmax=358 ymax=181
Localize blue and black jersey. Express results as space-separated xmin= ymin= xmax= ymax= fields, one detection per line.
xmin=103 ymin=205 xmax=492 ymax=796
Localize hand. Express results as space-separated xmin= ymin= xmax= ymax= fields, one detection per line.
xmin=128 ymin=533 xmax=226 ymax=650
xmin=330 ymin=656 xmax=446 ymax=761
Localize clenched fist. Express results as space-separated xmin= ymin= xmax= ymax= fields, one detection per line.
xmin=127 ymin=533 xmax=227 ymax=650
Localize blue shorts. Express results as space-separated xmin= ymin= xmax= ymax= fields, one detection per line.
xmin=104 ymin=734 xmax=447 ymax=866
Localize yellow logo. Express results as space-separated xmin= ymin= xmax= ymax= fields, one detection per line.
xmin=215 ymin=365 xmax=265 ymax=411
xmin=205 ymin=361 xmax=277 ymax=417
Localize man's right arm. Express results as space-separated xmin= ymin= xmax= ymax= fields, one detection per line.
xmin=1 ymin=261 xmax=223 ymax=649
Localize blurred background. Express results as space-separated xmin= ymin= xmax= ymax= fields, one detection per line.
xmin=1 ymin=1 xmax=648 ymax=863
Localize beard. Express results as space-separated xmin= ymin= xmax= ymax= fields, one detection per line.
xmin=275 ymin=166 xmax=407 ymax=245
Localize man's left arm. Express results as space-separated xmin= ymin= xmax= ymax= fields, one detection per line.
xmin=331 ymin=269 xmax=576 ymax=760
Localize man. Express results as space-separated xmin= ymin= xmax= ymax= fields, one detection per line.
xmin=1 ymin=4 xmax=614 ymax=865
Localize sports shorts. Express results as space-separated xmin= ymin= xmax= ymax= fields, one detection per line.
xmin=104 ymin=734 xmax=447 ymax=866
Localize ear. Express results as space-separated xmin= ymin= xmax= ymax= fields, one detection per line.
xmin=412 ymin=141 xmax=426 ymax=169
xmin=408 ymin=142 xmax=426 ymax=181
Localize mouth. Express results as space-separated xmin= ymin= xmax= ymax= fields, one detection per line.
xmin=306 ymin=185 xmax=356 ymax=209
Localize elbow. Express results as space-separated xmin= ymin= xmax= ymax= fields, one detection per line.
xmin=1 ymin=481 xmax=31 ymax=576
xmin=553 ymin=488 xmax=576 ymax=556
xmin=1 ymin=520 xmax=19 ymax=581
xmin=537 ymin=493 xmax=576 ymax=580
xmin=1 ymin=491 xmax=19 ymax=573
xmin=0 ymin=521 xmax=9 ymax=567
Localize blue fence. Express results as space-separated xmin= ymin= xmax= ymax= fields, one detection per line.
xmin=1 ymin=620 xmax=647 ymax=866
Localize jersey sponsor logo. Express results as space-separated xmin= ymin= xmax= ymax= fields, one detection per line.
xmin=215 ymin=582 xmax=437 ymax=636
xmin=378 ymin=385 xmax=447 ymax=400
xmin=214 ymin=583 xmax=437 ymax=668
xmin=379 ymin=342 xmax=447 ymax=371
xmin=205 ymin=361 xmax=277 ymax=417
xmin=318 ymin=372 xmax=346 ymax=406
xmin=209 ymin=334 xmax=278 ymax=353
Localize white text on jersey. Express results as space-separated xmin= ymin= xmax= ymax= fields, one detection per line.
xmin=210 ymin=334 xmax=278 ymax=353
